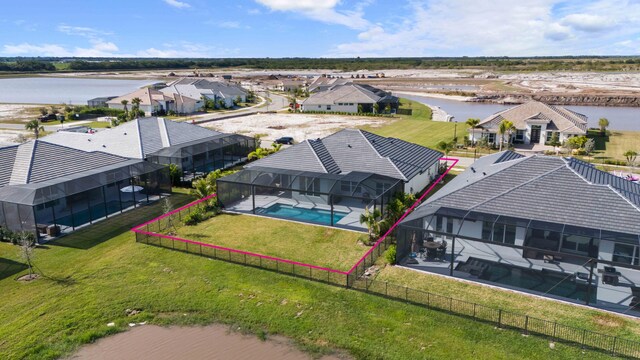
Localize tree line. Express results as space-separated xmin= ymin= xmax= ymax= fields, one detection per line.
xmin=1 ymin=56 xmax=640 ymax=73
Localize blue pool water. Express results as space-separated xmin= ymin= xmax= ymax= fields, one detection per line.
xmin=259 ymin=204 xmax=348 ymax=225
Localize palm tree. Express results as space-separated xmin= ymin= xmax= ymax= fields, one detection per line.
xmin=359 ymin=207 xmax=382 ymax=242
xmin=248 ymin=147 xmax=270 ymax=160
xmin=120 ymin=100 xmax=129 ymax=118
xmin=465 ymin=118 xmax=481 ymax=146
xmin=384 ymin=192 xmax=416 ymax=224
xmin=131 ymin=97 xmax=142 ymax=119
xmin=436 ymin=140 xmax=455 ymax=157
xmin=25 ymin=119 xmax=45 ymax=139
xmin=271 ymin=143 xmax=282 ymax=153
xmin=624 ymin=150 xmax=638 ymax=167
xmin=497 ymin=119 xmax=515 ymax=151
xmin=598 ymin=118 xmax=609 ymax=135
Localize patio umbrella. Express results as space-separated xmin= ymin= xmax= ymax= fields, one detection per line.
xmin=120 ymin=185 xmax=144 ymax=193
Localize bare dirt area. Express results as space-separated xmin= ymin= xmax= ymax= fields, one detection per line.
xmin=200 ymin=113 xmax=389 ymax=143
xmin=0 ymin=104 xmax=42 ymax=123
xmin=68 ymin=325 xmax=344 ymax=360
xmin=0 ymin=129 xmax=28 ymax=145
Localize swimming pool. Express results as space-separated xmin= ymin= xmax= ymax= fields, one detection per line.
xmin=258 ymin=203 xmax=348 ymax=225
xmin=457 ymin=257 xmax=597 ymax=303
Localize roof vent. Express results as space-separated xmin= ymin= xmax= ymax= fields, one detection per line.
xmin=124 ymin=132 xmax=127 ymax=135
xmin=482 ymin=172 xmax=486 ymax=176
xmin=88 ymin=139 xmax=91 ymax=142
xmin=102 ymin=145 xmax=106 ymax=148
xmin=470 ymin=167 xmax=476 ymax=173
xmin=347 ymin=144 xmax=352 ymax=148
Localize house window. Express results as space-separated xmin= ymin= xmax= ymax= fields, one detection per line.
xmin=446 ymin=218 xmax=454 ymax=234
xmin=375 ymin=182 xmax=391 ymax=196
xmin=486 ymin=133 xmax=496 ymax=144
xmin=612 ymin=244 xmax=638 ymax=265
xmin=326 ymin=105 xmax=331 ymax=110
xmin=436 ymin=216 xmax=443 ymax=232
xmin=515 ymin=130 xmax=525 ymax=143
xmin=546 ymin=131 xmax=558 ymax=142
xmin=487 ymin=222 xmax=516 ymax=244
xmin=303 ymin=177 xmax=321 ymax=196
xmin=318 ymin=105 xmax=321 ymax=109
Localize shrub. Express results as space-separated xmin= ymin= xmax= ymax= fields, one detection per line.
xmin=183 ymin=206 xmax=206 ymax=226
xmin=385 ymin=244 xmax=397 ymax=265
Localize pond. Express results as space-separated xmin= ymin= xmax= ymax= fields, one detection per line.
xmin=0 ymin=77 xmax=161 ymax=105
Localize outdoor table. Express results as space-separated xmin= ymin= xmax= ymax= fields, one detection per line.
xmin=424 ymin=241 xmax=443 ymax=249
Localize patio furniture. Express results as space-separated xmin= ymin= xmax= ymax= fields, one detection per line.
xmin=46 ymin=225 xmax=60 ymax=237
xmin=602 ymin=273 xmax=620 ymax=286
xmin=36 ymin=224 xmax=48 ymax=234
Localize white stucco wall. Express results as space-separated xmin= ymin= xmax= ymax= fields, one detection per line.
xmin=302 ymin=103 xmax=359 ymax=113
xmin=404 ymin=163 xmax=439 ymax=194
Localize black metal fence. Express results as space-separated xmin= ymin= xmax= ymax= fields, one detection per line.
xmin=351 ymin=278 xmax=640 ymax=358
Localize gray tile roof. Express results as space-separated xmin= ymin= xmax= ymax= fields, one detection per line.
xmin=0 ymin=140 xmax=132 ymax=186
xmin=303 ymin=83 xmax=381 ymax=105
xmin=247 ymin=129 xmax=442 ymax=181
xmin=41 ymin=117 xmax=224 ymax=159
xmin=0 ymin=145 xmax=18 ymax=186
xmin=478 ymin=101 xmax=588 ymax=134
xmin=405 ymin=153 xmax=640 ymax=236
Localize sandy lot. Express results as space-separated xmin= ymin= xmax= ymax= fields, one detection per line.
xmin=201 ymin=113 xmax=389 ymax=143
xmin=0 ymin=104 xmax=41 ymax=123
xmin=0 ymin=129 xmax=27 ymax=145
xmin=68 ymin=325 xmax=344 ymax=360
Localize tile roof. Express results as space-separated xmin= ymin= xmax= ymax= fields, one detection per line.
xmin=478 ymin=101 xmax=588 ymax=134
xmin=405 ymin=153 xmax=640 ymax=236
xmin=41 ymin=117 xmax=224 ymax=159
xmin=107 ymin=88 xmax=173 ymax=106
xmin=0 ymin=140 xmax=131 ymax=186
xmin=247 ymin=129 xmax=442 ymax=181
xmin=303 ymin=83 xmax=381 ymax=105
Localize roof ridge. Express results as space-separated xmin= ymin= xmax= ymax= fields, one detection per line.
xmin=468 ymin=161 xmax=566 ymax=212
xmin=428 ymin=155 xmax=537 ymax=206
xmin=134 ymin=119 xmax=144 ymax=158
xmin=304 ymin=140 xmax=331 ymax=173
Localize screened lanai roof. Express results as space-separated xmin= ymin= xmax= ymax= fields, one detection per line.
xmin=0 ymin=160 xmax=164 ymax=206
xmin=218 ymin=166 xmax=403 ymax=199
xmin=148 ymin=133 xmax=252 ymax=158
xmin=401 ymin=206 xmax=640 ymax=246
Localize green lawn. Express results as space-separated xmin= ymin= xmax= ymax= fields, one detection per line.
xmin=174 ymin=214 xmax=366 ymax=271
xmin=375 ymin=265 xmax=640 ymax=341
xmin=0 ymin=195 xmax=610 ymax=360
xmin=591 ymin=130 xmax=640 ymax=163
xmin=362 ymin=99 xmax=457 ymax=149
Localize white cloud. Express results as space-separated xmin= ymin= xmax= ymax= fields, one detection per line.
xmin=327 ymin=0 xmax=640 ymax=57
xmin=2 ymin=43 xmax=71 ymax=57
xmin=57 ymin=25 xmax=112 ymax=38
xmin=163 ymin=0 xmax=191 ymax=9
xmin=255 ymin=0 xmax=369 ymax=30
xmin=561 ymin=14 xmax=615 ymax=32
xmin=218 ymin=21 xmax=241 ymax=29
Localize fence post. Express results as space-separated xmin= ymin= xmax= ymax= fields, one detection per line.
xmin=449 ymin=298 xmax=452 ymax=313
xmin=524 ymin=315 xmax=529 ymax=335
xmin=498 ymin=309 xmax=502 ymax=328
xmin=582 ymin=329 xmax=587 ymax=349
xmin=385 ymin=281 xmax=388 ymax=296
xmin=427 ymin=292 xmax=430 ymax=306
xmin=199 ymin=244 xmax=202 ymax=256
xmin=553 ymin=322 xmax=557 ymax=341
xmin=405 ymin=286 xmax=408 ymax=302
xmin=473 ymin=303 xmax=476 ymax=318
xmin=611 ymin=337 xmax=616 ymax=356
xmin=244 ymin=253 xmax=247 ymax=264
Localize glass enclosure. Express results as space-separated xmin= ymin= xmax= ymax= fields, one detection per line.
xmin=217 ymin=166 xmax=403 ymax=230
xmin=146 ymin=134 xmax=255 ymax=181
xmin=396 ymin=206 xmax=640 ymax=315
xmin=0 ymin=161 xmax=171 ymax=239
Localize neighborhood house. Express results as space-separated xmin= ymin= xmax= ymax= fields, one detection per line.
xmin=301 ymin=83 xmax=399 ymax=114
xmin=217 ymin=129 xmax=442 ymax=230
xmin=397 ymin=151 xmax=640 ymax=314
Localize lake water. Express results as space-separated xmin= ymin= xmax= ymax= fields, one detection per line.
xmin=0 ymin=77 xmax=160 ymax=105
xmin=401 ymin=94 xmax=640 ymax=131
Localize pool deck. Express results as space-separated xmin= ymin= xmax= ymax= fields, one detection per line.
xmin=224 ymin=195 xmax=367 ymax=231
xmin=402 ymin=237 xmax=640 ymax=315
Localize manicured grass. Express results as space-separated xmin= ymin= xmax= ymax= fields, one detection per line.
xmin=593 ymin=130 xmax=640 ymax=163
xmin=397 ymin=97 xmax=433 ymax=120
xmin=375 ymin=265 xmax=640 ymax=341
xmin=0 ymin=194 xmax=614 ymax=360
xmin=173 ymin=214 xmax=366 ymax=271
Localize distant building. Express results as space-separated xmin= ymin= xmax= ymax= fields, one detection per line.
xmin=160 ymin=78 xmax=248 ymax=110
xmin=471 ymin=101 xmax=588 ymax=146
xmin=87 ymin=96 xmax=117 ymax=108
xmin=301 ymin=83 xmax=399 ymax=114
xmin=107 ymin=88 xmax=175 ymax=116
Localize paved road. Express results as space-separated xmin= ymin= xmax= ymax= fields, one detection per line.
xmin=187 ymin=92 xmax=289 ymax=123
xmin=0 ymin=120 xmax=92 ymax=132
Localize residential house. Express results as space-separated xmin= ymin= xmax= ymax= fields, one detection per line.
xmin=161 ymin=78 xmax=248 ymax=109
xmin=471 ymin=101 xmax=588 ymax=146
xmin=397 ymin=151 xmax=640 ymax=315
xmin=217 ymin=129 xmax=442 ymax=230
xmin=87 ymin=96 xmax=117 ymax=108
xmin=41 ymin=117 xmax=255 ymax=182
xmin=0 ymin=140 xmax=170 ymax=239
xmin=301 ymin=83 xmax=399 ymax=113
xmin=107 ymin=88 xmax=175 ymax=116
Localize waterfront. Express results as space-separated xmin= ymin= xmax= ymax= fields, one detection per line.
xmin=0 ymin=77 xmax=160 ymax=104
xmin=401 ymin=94 xmax=640 ymax=131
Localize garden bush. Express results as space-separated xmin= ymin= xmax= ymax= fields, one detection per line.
xmin=385 ymin=244 xmax=397 ymax=265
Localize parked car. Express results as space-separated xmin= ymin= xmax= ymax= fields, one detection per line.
xmin=38 ymin=114 xmax=57 ymax=122
xmin=274 ymin=136 xmax=294 ymax=145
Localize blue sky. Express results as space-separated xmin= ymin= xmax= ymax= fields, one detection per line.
xmin=1 ymin=0 xmax=639 ymax=58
